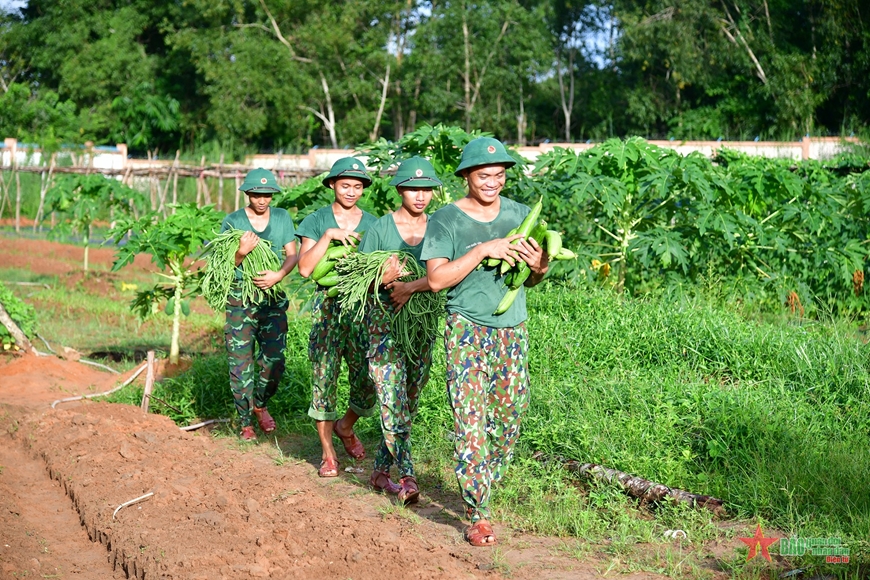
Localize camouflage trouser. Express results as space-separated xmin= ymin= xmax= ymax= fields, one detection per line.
xmin=225 ymin=287 xmax=289 ymax=428
xmin=367 ymin=304 xmax=433 ymax=478
xmin=307 ymin=289 xmax=376 ymax=421
xmin=444 ymin=312 xmax=530 ymax=523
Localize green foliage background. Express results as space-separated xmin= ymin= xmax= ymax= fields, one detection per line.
xmin=1 ymin=0 xmax=868 ymax=154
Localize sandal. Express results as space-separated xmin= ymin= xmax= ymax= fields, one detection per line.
xmin=333 ymin=422 xmax=365 ymax=459
xmin=398 ymin=476 xmax=419 ymax=505
xmin=465 ymin=521 xmax=497 ymax=547
xmin=318 ymin=457 xmax=339 ymax=478
xmin=239 ymin=426 xmax=257 ymax=441
xmin=253 ymin=406 xmax=277 ymax=433
xmin=369 ymin=470 xmax=401 ymax=495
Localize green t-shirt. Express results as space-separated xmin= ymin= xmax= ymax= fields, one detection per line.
xmin=420 ymin=196 xmax=530 ymax=328
xmin=295 ymin=205 xmax=377 ymax=243
xmin=220 ymin=207 xmax=296 ymax=260
xmin=359 ymin=214 xmax=425 ymax=262
xmin=359 ymin=213 xmax=427 ymax=304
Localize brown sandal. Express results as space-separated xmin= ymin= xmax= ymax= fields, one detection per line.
xmin=465 ymin=521 xmax=497 ymax=547
xmin=318 ymin=457 xmax=339 ymax=478
xmin=369 ymin=470 xmax=400 ymax=495
xmin=253 ymin=406 xmax=276 ymax=433
xmin=398 ymin=476 xmax=419 ymax=505
xmin=333 ymin=422 xmax=365 ymax=459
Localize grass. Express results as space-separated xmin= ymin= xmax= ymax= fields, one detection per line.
xmin=3 ymin=241 xmax=868 ymax=577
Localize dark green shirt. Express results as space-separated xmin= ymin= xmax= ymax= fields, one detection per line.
xmin=420 ymin=196 xmax=530 ymax=328
xmin=359 ymin=213 xmax=427 ymax=304
xmin=359 ymin=214 xmax=426 ymax=263
xmin=295 ymin=205 xmax=377 ymax=243
xmin=220 ymin=207 xmax=296 ymax=260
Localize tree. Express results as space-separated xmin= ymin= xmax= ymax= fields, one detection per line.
xmin=43 ymin=174 xmax=145 ymax=271
xmin=110 ymin=204 xmax=223 ymax=365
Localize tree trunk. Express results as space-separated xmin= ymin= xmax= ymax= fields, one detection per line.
xmin=169 ymin=282 xmax=183 ymax=365
xmin=535 ymin=452 xmax=726 ymax=516
xmin=369 ymin=64 xmax=390 ymax=142
xmin=321 ymin=73 xmax=338 ymax=148
xmin=557 ymin=47 xmax=576 ymax=142
xmin=462 ymin=6 xmax=472 ymax=132
xmin=33 ymin=153 xmax=56 ymax=230
xmin=516 ymin=84 xmax=527 ymax=146
xmin=0 ymin=300 xmax=35 ymax=354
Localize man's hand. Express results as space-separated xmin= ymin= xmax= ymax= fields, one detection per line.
xmin=381 ymin=254 xmax=410 ymax=285
xmin=326 ymin=228 xmax=361 ymax=247
xmin=384 ymin=279 xmax=414 ymax=310
xmin=238 ymin=231 xmax=259 ymax=257
xmin=253 ymin=270 xmax=283 ymax=289
xmin=516 ymin=237 xmax=548 ymax=275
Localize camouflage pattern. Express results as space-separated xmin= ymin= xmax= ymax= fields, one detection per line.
xmin=307 ymin=288 xmax=376 ymax=421
xmin=444 ymin=312 xmax=530 ymax=523
xmin=225 ymin=286 xmax=289 ymax=427
xmin=367 ymin=303 xmax=434 ymax=478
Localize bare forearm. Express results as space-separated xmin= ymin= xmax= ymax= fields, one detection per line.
xmin=427 ymin=247 xmax=485 ymax=292
xmin=277 ymin=253 xmax=298 ymax=279
xmin=298 ymin=237 xmax=331 ymax=278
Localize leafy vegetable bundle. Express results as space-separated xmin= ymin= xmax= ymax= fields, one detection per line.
xmin=201 ymin=228 xmax=282 ymax=310
xmin=485 ymin=196 xmax=577 ymax=314
xmin=334 ymin=251 xmax=445 ymax=358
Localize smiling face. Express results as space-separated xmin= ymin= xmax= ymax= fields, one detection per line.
xmin=246 ymin=192 xmax=273 ymax=214
xmin=397 ymin=186 xmax=434 ymax=216
xmin=463 ymin=164 xmax=507 ymax=205
xmin=329 ymin=177 xmax=365 ymax=209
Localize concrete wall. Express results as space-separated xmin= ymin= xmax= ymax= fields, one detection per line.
xmin=1 ymin=136 xmax=861 ymax=174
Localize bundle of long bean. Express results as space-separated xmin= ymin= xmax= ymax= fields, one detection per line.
xmin=201 ymin=228 xmax=283 ymax=310
xmin=334 ymin=251 xmax=445 ymax=359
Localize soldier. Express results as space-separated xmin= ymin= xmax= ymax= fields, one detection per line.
xmin=359 ymin=157 xmax=442 ymax=504
xmin=420 ymin=138 xmax=548 ymax=546
xmin=221 ymin=168 xmax=298 ymax=441
xmin=296 ymin=157 xmax=378 ymax=477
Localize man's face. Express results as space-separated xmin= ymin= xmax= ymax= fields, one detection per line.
xmin=464 ymin=165 xmax=507 ymax=204
xmin=247 ymin=192 xmax=273 ymax=213
xmin=331 ymin=178 xmax=365 ymax=208
xmin=397 ymin=186 xmax=434 ymax=214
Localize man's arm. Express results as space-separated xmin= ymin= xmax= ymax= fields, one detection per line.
xmin=426 ymin=234 xmax=527 ymax=292
xmin=253 ymin=240 xmax=299 ymax=289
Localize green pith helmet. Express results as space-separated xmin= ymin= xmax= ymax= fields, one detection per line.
xmin=454 ymin=137 xmax=517 ymax=176
xmin=240 ymin=167 xmax=281 ymax=194
xmin=389 ymin=156 xmax=443 ymax=188
xmin=322 ymin=157 xmax=373 ymax=188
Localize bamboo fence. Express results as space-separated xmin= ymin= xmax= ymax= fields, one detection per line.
xmin=0 ymin=154 xmax=321 ymax=233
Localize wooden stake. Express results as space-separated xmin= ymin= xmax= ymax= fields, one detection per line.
xmin=235 ymin=171 xmax=241 ymax=211
xmin=141 ymin=350 xmax=156 ymax=413
xmin=217 ymin=153 xmax=224 ymax=211
xmin=14 ymin=167 xmax=21 ymax=234
xmin=0 ymin=171 xmax=8 ymax=219
xmin=172 ymin=150 xmax=180 ymax=213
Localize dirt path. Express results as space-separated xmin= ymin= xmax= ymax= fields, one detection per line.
xmin=0 ymin=430 xmax=126 ymax=579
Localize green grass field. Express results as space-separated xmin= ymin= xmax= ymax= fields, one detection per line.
xmin=3 ymin=243 xmax=867 ymax=578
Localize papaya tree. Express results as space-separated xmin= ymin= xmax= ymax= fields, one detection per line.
xmin=44 ymin=174 xmax=145 ymax=271
xmin=109 ymin=203 xmax=223 ymax=364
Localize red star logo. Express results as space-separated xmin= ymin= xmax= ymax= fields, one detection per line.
xmin=738 ymin=524 xmax=778 ymax=562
